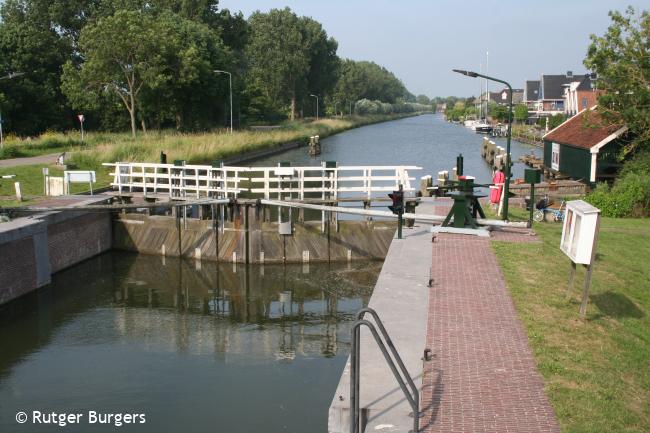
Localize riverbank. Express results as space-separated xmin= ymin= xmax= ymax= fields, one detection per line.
xmin=0 ymin=112 xmax=425 ymax=206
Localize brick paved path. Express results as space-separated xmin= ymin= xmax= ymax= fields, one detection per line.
xmin=421 ymin=233 xmax=560 ymax=433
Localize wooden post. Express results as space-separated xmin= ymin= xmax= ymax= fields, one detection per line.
xmin=566 ymin=261 xmax=577 ymax=298
xmin=579 ymin=263 xmax=594 ymax=317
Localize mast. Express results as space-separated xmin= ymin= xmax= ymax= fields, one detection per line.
xmin=485 ymin=50 xmax=489 ymax=122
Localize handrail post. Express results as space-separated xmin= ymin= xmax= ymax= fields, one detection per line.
xmin=350 ymin=310 xmax=419 ymax=433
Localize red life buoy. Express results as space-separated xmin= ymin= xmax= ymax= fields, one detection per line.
xmin=490 ymin=171 xmax=505 ymax=204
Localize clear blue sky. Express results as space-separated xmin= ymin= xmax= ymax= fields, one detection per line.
xmin=219 ymin=0 xmax=645 ymax=97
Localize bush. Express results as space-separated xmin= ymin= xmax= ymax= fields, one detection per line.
xmin=0 ymin=146 xmax=21 ymax=159
xmin=587 ymin=173 xmax=650 ymax=217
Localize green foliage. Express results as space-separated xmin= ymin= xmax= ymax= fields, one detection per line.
xmin=0 ymin=0 xmax=74 ymax=135
xmin=584 ymin=7 xmax=650 ymax=153
xmin=514 ymin=104 xmax=529 ymax=122
xmin=540 ymin=114 xmax=567 ymax=130
xmin=332 ymin=59 xmax=410 ymax=107
xmin=488 ymin=101 xmax=510 ymax=122
xmin=416 ymin=94 xmax=430 ymax=105
xmin=0 ymin=1 xmax=417 ymax=135
xmin=245 ymin=8 xmax=339 ymax=121
xmin=353 ymin=99 xmax=428 ymax=115
xmin=587 ymin=150 xmax=650 ymax=217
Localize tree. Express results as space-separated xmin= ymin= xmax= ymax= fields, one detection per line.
xmin=584 ymin=7 xmax=650 ymax=153
xmin=0 ymin=0 xmax=73 ymax=135
xmin=246 ymin=8 xmax=310 ymax=120
xmin=300 ymin=16 xmax=339 ymax=117
xmin=137 ymin=14 xmax=232 ymax=130
xmin=62 ymin=10 xmax=174 ymax=137
xmin=332 ymin=60 xmax=409 ymax=107
xmin=514 ymin=104 xmax=529 ymax=123
xmin=416 ymin=94 xmax=430 ymax=105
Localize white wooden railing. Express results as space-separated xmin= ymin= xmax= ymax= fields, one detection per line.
xmin=103 ymin=162 xmax=248 ymax=198
xmin=103 ymin=162 xmax=421 ymax=199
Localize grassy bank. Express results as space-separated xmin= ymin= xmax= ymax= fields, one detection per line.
xmin=492 ymin=209 xmax=650 ymax=432
xmin=0 ymin=113 xmax=423 ymax=165
xmin=0 ymin=164 xmax=113 ymax=207
xmin=0 ymin=113 xmax=423 ymax=207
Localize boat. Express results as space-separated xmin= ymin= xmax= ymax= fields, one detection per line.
xmin=474 ymin=122 xmax=493 ymax=134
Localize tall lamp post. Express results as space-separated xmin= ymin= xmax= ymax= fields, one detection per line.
xmin=309 ymin=94 xmax=319 ymax=120
xmin=214 ymin=70 xmax=233 ymax=134
xmin=453 ymin=68 xmax=513 ymax=221
xmin=0 ymin=71 xmax=25 ymax=149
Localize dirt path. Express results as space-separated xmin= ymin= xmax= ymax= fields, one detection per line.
xmin=0 ymin=153 xmax=61 ymax=168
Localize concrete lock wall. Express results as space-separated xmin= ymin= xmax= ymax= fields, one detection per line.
xmin=112 ymin=203 xmax=396 ymax=264
xmin=0 ymin=211 xmax=113 ymax=305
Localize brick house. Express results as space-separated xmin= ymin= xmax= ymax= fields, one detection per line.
xmin=564 ymin=75 xmax=602 ymax=116
xmin=542 ymin=106 xmax=627 ymax=184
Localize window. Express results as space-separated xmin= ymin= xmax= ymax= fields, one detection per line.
xmin=581 ymin=97 xmax=588 ymax=109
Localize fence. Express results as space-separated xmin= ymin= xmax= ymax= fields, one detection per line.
xmin=103 ymin=162 xmax=421 ymax=200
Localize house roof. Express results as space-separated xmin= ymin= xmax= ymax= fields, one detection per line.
xmin=576 ymin=75 xmax=596 ymax=91
xmin=487 ymin=89 xmax=524 ymax=104
xmin=525 ymin=80 xmax=540 ymax=101
xmin=543 ymin=106 xmax=626 ymax=150
xmin=540 ymin=74 xmax=587 ymax=100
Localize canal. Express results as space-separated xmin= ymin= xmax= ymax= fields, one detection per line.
xmin=252 ymin=113 xmax=537 ymax=183
xmin=0 ymin=253 xmax=380 ymax=432
xmin=0 ymin=113 xmax=536 ymax=432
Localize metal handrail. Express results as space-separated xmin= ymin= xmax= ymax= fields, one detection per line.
xmin=350 ymin=307 xmax=419 ymax=433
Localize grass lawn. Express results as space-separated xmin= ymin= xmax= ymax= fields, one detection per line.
xmin=492 ymin=207 xmax=650 ymax=432
xmin=0 ymin=164 xmax=113 ymax=207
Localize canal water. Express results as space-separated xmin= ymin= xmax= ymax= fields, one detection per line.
xmin=252 ymin=113 xmax=538 ymax=183
xmin=0 ymin=253 xmax=380 ymax=432
xmin=0 ymin=114 xmax=536 ymax=433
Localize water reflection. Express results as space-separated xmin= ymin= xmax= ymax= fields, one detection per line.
xmin=0 ymin=252 xmax=380 ymax=433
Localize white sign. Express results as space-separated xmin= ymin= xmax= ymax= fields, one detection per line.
xmin=65 ymin=171 xmax=96 ymax=183
xmin=551 ymin=142 xmax=560 ymax=171
xmin=560 ymin=200 xmax=600 ymax=265
xmin=78 ymin=114 xmax=85 ymax=123
xmin=64 ymin=170 xmax=96 ymax=195
xmin=501 ymin=91 xmax=507 ymax=100
xmin=274 ymin=167 xmax=295 ymax=176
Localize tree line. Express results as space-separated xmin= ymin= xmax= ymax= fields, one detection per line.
xmin=0 ymin=1 xmax=428 ymax=137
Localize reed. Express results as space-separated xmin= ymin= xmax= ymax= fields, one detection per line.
xmin=59 ymin=114 xmax=416 ymax=169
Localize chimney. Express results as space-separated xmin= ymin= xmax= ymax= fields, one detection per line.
xmin=566 ymin=70 xmax=573 ymax=78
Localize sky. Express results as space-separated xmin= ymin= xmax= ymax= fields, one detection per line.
xmin=218 ymin=0 xmax=646 ymax=98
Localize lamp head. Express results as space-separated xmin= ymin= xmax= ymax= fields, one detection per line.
xmin=452 ymin=69 xmax=479 ymax=78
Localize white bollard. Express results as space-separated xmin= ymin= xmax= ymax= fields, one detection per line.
xmin=14 ymin=182 xmax=22 ymax=201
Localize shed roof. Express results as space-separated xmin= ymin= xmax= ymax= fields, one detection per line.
xmin=543 ymin=107 xmax=626 ymax=150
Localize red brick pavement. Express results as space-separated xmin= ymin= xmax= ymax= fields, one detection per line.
xmin=421 ymin=233 xmax=560 ymax=433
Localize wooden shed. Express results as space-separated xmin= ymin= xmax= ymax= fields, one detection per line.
xmin=542 ymin=106 xmax=627 ymax=184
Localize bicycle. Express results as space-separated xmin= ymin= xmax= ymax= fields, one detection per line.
xmin=533 ymin=199 xmax=565 ymax=223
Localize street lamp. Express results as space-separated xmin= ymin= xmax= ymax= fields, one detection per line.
xmin=309 ymin=94 xmax=319 ymax=120
xmin=453 ymin=68 xmax=513 ymax=221
xmin=214 ymin=70 xmax=233 ymax=134
xmin=0 ymin=71 xmax=25 ymax=149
